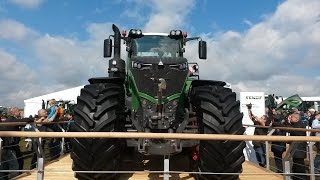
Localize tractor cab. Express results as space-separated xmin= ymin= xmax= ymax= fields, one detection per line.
xmin=130 ymin=33 xmax=182 ymax=58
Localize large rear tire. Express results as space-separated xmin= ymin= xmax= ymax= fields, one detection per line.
xmin=190 ymin=85 xmax=245 ymax=180
xmin=70 ymin=83 xmax=125 ymax=180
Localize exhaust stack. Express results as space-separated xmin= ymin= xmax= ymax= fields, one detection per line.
xmin=112 ymin=24 xmax=121 ymax=59
xmin=108 ymin=24 xmax=125 ymax=79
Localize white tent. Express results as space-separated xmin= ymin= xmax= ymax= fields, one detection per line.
xmin=24 ymin=85 xmax=84 ymax=117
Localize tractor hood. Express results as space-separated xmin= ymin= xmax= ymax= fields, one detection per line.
xmin=131 ymin=56 xmax=188 ymax=98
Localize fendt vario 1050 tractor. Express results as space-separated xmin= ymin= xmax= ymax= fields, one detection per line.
xmin=70 ymin=24 xmax=245 ymax=180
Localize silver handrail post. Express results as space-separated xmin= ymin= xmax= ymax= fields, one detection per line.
xmin=307 ymin=126 xmax=315 ymax=180
xmin=0 ymin=137 xmax=2 ymax=165
xmin=163 ymin=155 xmax=170 ymax=180
xmin=37 ymin=157 xmax=44 ymax=180
xmin=266 ymin=129 xmax=276 ymax=170
xmin=31 ymin=124 xmax=44 ymax=180
xmin=283 ymin=142 xmax=298 ymax=180
xmin=57 ymin=123 xmax=65 ymax=155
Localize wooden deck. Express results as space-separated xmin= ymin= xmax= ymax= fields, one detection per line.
xmin=17 ymin=155 xmax=282 ymax=180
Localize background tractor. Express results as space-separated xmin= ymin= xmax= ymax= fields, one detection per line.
xmin=70 ymin=24 xmax=245 ymax=180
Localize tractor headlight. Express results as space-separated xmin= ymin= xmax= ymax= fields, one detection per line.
xmin=132 ymin=62 xmax=142 ymax=69
xmin=169 ymin=30 xmax=183 ymax=39
xmin=194 ymin=65 xmax=199 ymax=71
xmin=133 ymin=62 xmax=138 ymax=68
xmin=170 ymin=30 xmax=175 ymax=36
xmin=129 ymin=29 xmax=143 ymax=38
xmin=179 ymin=63 xmax=187 ymax=70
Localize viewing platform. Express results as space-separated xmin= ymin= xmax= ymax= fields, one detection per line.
xmin=18 ymin=154 xmax=282 ymax=180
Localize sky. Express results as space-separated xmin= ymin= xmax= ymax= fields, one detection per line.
xmin=0 ymin=0 xmax=320 ymax=107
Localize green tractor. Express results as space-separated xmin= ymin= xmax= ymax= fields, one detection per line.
xmin=70 ymin=24 xmax=245 ymax=180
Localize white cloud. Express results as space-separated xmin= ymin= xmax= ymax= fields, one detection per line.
xmin=0 ymin=49 xmax=38 ymax=106
xmin=0 ymin=19 xmax=37 ymax=41
xmin=184 ymin=0 xmax=320 ymax=97
xmin=143 ymin=0 xmax=195 ymax=32
xmin=9 ymin=0 xmax=43 ymax=9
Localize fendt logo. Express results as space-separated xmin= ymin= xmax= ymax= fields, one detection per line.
xmin=246 ymin=96 xmax=262 ymax=100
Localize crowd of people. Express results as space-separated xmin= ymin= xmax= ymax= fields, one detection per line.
xmin=0 ymin=99 xmax=73 ymax=180
xmin=248 ymin=104 xmax=320 ymax=180
xmin=1 ymin=98 xmax=320 ymax=179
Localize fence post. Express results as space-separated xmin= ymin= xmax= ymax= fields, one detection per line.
xmin=57 ymin=124 xmax=65 ymax=154
xmin=266 ymin=129 xmax=275 ymax=170
xmin=308 ymin=143 xmax=315 ymax=180
xmin=283 ymin=160 xmax=291 ymax=180
xmin=0 ymin=138 xmax=2 ymax=165
xmin=163 ymin=155 xmax=170 ymax=180
xmin=283 ymin=142 xmax=298 ymax=180
xmin=31 ymin=124 xmax=44 ymax=180
xmin=37 ymin=157 xmax=44 ymax=180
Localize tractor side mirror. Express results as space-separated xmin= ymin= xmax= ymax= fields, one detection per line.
xmin=104 ymin=39 xmax=112 ymax=57
xmin=198 ymin=40 xmax=207 ymax=59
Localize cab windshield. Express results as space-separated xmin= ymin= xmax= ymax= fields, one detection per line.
xmin=131 ymin=35 xmax=181 ymax=58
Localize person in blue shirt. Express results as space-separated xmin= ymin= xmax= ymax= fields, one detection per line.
xmin=47 ymin=99 xmax=58 ymax=122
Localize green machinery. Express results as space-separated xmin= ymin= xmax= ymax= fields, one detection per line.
xmin=70 ymin=24 xmax=245 ymax=180
xmin=266 ymin=94 xmax=314 ymax=112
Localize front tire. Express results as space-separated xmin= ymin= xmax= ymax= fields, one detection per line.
xmin=191 ymin=85 xmax=245 ymax=180
xmin=70 ymin=83 xmax=125 ymax=180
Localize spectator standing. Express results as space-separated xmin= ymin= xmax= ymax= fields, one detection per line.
xmin=273 ymin=112 xmax=307 ymax=180
xmin=270 ymin=111 xmax=287 ymax=173
xmin=247 ymin=103 xmax=270 ymax=167
xmin=307 ymin=108 xmax=316 ymax=126
xmin=47 ymin=99 xmax=58 ymax=122
xmin=0 ymin=107 xmax=33 ymax=179
xmin=31 ymin=109 xmax=50 ymax=168
xmin=62 ymin=111 xmax=73 ymax=152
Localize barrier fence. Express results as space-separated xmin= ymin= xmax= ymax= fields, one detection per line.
xmin=1 ymin=121 xmax=320 ymax=180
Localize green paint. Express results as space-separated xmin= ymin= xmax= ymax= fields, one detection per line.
xmin=138 ymin=92 xmax=157 ymax=104
xmin=127 ymin=71 xmax=140 ymax=111
xmin=166 ymin=93 xmax=181 ymax=102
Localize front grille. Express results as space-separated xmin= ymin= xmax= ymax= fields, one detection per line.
xmin=131 ymin=57 xmax=188 ymax=97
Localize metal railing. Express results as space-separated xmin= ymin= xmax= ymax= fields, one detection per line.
xmin=0 ymin=121 xmax=71 ymax=180
xmin=1 ymin=121 xmax=320 ymax=179
xmin=244 ymin=124 xmax=320 ymax=180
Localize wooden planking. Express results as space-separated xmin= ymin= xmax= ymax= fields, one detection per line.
xmin=18 ymin=155 xmax=282 ymax=180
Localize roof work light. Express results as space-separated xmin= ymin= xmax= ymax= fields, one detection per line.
xmin=129 ymin=29 xmax=143 ymax=38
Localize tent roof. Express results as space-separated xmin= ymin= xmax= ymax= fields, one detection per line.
xmin=24 ymin=85 xmax=84 ymax=103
